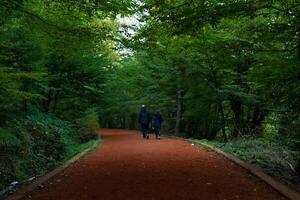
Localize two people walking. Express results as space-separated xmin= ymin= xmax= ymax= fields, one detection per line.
xmin=138 ymin=105 xmax=163 ymax=139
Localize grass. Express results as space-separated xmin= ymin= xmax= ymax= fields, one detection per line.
xmin=188 ymin=138 xmax=300 ymax=191
xmin=1 ymin=137 xmax=102 ymax=195
xmin=62 ymin=137 xmax=102 ymax=163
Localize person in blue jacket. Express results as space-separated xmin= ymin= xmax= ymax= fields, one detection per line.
xmin=152 ymin=111 xmax=163 ymax=139
xmin=138 ymin=105 xmax=150 ymax=139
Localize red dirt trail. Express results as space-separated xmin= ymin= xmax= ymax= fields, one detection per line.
xmin=21 ymin=129 xmax=285 ymax=200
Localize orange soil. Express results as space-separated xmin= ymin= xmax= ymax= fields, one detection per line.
xmin=21 ymin=129 xmax=285 ymax=200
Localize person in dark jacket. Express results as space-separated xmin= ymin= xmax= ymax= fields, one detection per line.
xmin=138 ymin=105 xmax=150 ymax=139
xmin=152 ymin=111 xmax=163 ymax=139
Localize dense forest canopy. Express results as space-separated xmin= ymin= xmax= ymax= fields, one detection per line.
xmin=104 ymin=0 xmax=299 ymax=139
xmin=0 ymin=0 xmax=134 ymax=190
xmin=0 ymin=0 xmax=299 ymax=192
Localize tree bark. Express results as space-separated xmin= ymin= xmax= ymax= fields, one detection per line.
xmin=0 ymin=111 xmax=5 ymax=127
xmin=249 ymin=105 xmax=267 ymax=135
xmin=44 ymin=89 xmax=52 ymax=114
xmin=209 ymin=64 xmax=227 ymax=141
xmin=121 ymin=113 xmax=126 ymax=128
xmin=231 ymin=99 xmax=242 ymax=138
xmin=129 ymin=113 xmax=137 ymax=130
xmin=22 ymin=100 xmax=27 ymax=112
xmin=297 ymin=157 xmax=300 ymax=177
xmin=218 ymin=101 xmax=227 ymax=141
xmin=52 ymin=90 xmax=60 ymax=113
xmin=297 ymin=27 xmax=300 ymax=176
xmin=175 ymin=89 xmax=184 ymax=135
xmin=231 ymin=60 xmax=244 ymax=138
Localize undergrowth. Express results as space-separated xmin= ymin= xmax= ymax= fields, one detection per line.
xmin=0 ymin=110 xmax=99 ymax=191
xmin=191 ymin=138 xmax=300 ymax=191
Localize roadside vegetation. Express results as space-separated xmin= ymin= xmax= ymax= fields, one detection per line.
xmin=0 ymin=0 xmax=125 ymax=192
xmin=191 ymin=138 xmax=300 ymax=191
xmin=0 ymin=108 xmax=100 ymax=193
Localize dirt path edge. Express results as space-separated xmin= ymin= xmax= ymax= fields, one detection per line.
xmin=5 ymin=139 xmax=100 ymax=200
xmin=166 ymin=135 xmax=300 ymax=200
xmin=193 ymin=140 xmax=300 ymax=200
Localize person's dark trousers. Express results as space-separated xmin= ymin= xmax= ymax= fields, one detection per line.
xmin=154 ymin=127 xmax=161 ymax=138
xmin=141 ymin=124 xmax=149 ymax=138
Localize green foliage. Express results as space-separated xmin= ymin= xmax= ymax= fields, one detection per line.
xmin=101 ymin=0 xmax=299 ymax=143
xmin=0 ymin=129 xmax=21 ymax=152
xmin=0 ymin=0 xmax=128 ymax=191
xmin=194 ymin=138 xmax=299 ymax=189
xmin=0 ymin=129 xmax=22 ymax=187
xmin=79 ymin=108 xmax=100 ymax=133
xmin=99 ymin=0 xmax=300 ymax=182
xmin=0 ymin=110 xmax=98 ymax=190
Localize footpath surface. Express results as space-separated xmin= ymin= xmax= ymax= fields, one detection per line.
xmin=20 ymin=129 xmax=285 ymax=200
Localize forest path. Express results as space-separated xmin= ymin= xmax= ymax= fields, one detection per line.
xmin=21 ymin=129 xmax=285 ymax=200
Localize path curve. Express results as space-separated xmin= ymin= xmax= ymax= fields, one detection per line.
xmin=21 ymin=129 xmax=285 ymax=200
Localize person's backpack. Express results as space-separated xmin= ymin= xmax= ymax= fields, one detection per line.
xmin=140 ymin=111 xmax=149 ymax=124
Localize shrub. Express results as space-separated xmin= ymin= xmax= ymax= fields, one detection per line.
xmin=0 ymin=110 xmax=78 ymax=191
xmin=77 ymin=108 xmax=99 ymax=143
xmin=79 ymin=108 xmax=100 ymax=133
xmin=0 ymin=128 xmax=22 ymax=190
xmin=0 ymin=108 xmax=100 ymax=191
xmin=0 ymin=128 xmax=21 ymax=153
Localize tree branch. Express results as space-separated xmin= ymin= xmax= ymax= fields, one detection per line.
xmin=0 ymin=1 xmax=104 ymax=36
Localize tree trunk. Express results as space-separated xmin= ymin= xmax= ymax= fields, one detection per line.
xmin=175 ymin=65 xmax=186 ymax=135
xmin=52 ymin=90 xmax=60 ymax=113
xmin=218 ymin=101 xmax=227 ymax=141
xmin=44 ymin=89 xmax=52 ymax=114
xmin=297 ymin=27 xmax=300 ymax=62
xmin=295 ymin=32 xmax=300 ymax=174
xmin=249 ymin=105 xmax=267 ymax=135
xmin=297 ymin=157 xmax=300 ymax=177
xmin=129 ymin=113 xmax=137 ymax=130
xmin=22 ymin=100 xmax=27 ymax=112
xmin=175 ymin=89 xmax=184 ymax=135
xmin=231 ymin=99 xmax=242 ymax=138
xmin=121 ymin=113 xmax=126 ymax=128
xmin=209 ymin=64 xmax=226 ymax=141
xmin=0 ymin=111 xmax=5 ymax=127
xmin=232 ymin=61 xmax=243 ymax=138
xmin=107 ymin=113 xmax=115 ymax=128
